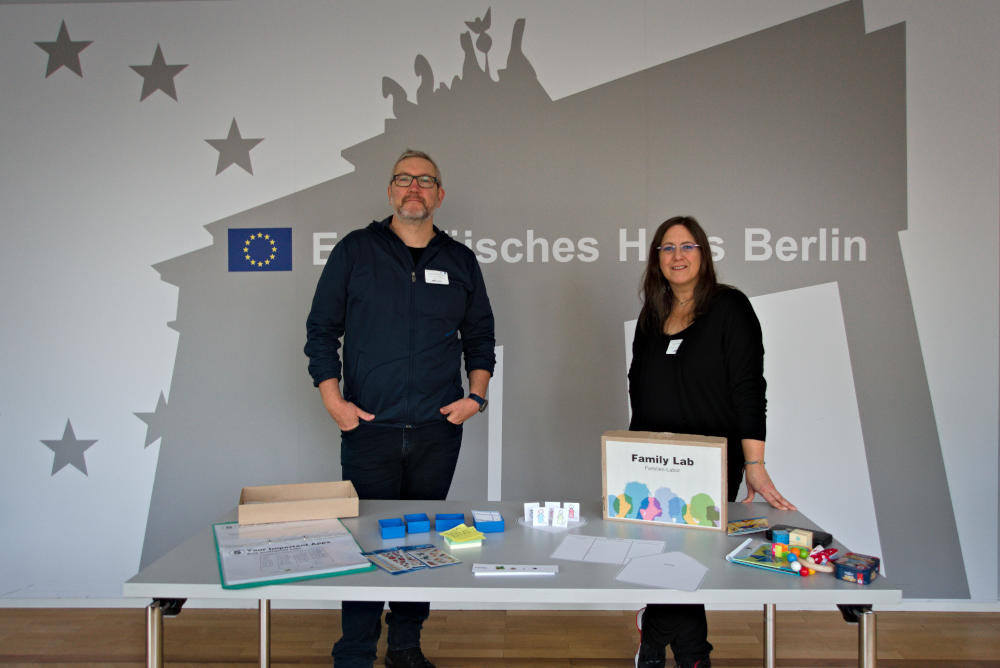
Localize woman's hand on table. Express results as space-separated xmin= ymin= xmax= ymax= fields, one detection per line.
xmin=742 ymin=464 xmax=797 ymax=511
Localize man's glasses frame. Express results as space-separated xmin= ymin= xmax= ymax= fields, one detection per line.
xmin=390 ymin=173 xmax=440 ymax=189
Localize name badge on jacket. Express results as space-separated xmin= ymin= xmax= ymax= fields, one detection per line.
xmin=666 ymin=339 xmax=683 ymax=355
xmin=424 ymin=269 xmax=449 ymax=285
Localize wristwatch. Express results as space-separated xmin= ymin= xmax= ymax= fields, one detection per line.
xmin=469 ymin=393 xmax=488 ymax=413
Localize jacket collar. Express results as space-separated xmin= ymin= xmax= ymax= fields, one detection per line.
xmin=371 ymin=215 xmax=446 ymax=248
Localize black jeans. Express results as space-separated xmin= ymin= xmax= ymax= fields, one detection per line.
xmin=641 ymin=450 xmax=743 ymax=665
xmin=332 ymin=420 xmax=463 ymax=668
xmin=641 ymin=604 xmax=713 ymax=664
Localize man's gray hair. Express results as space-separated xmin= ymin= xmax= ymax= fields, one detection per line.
xmin=392 ymin=149 xmax=442 ymax=184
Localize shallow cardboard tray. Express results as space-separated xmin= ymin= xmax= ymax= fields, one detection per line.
xmin=238 ymin=480 xmax=359 ymax=525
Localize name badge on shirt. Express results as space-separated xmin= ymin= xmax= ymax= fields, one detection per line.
xmin=666 ymin=339 xmax=683 ymax=355
xmin=424 ymin=269 xmax=449 ymax=285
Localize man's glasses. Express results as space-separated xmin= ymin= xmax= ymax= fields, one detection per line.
xmin=391 ymin=173 xmax=440 ymax=189
xmin=657 ymin=243 xmax=700 ymax=254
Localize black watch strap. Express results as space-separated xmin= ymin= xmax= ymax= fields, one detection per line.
xmin=469 ymin=393 xmax=488 ymax=413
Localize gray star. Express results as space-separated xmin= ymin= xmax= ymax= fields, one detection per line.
xmin=35 ymin=20 xmax=92 ymax=78
xmin=41 ymin=419 xmax=97 ymax=476
xmin=130 ymin=44 xmax=188 ymax=101
xmin=135 ymin=392 xmax=168 ymax=448
xmin=205 ymin=118 xmax=264 ymax=175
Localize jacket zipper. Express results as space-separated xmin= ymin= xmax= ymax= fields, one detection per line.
xmin=406 ymin=267 xmax=416 ymax=428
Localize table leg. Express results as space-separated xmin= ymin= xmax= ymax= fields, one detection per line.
xmin=145 ymin=601 xmax=163 ymax=668
xmin=763 ymin=603 xmax=776 ymax=668
xmin=259 ymin=599 xmax=271 ymax=668
xmin=858 ymin=608 xmax=877 ymax=667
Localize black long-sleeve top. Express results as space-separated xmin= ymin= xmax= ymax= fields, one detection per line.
xmin=628 ymin=287 xmax=766 ymax=474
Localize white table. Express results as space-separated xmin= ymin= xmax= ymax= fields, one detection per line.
xmin=124 ymin=500 xmax=900 ymax=667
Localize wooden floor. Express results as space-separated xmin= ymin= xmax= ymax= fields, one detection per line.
xmin=1 ymin=608 xmax=998 ymax=667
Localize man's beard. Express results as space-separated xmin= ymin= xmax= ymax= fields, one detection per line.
xmin=395 ymin=199 xmax=432 ymax=222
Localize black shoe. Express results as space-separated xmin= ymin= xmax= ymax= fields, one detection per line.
xmin=675 ymin=658 xmax=711 ymax=668
xmin=385 ymin=647 xmax=435 ymax=668
xmin=635 ymin=640 xmax=667 ymax=668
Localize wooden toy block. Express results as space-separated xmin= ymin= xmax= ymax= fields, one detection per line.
xmin=788 ymin=528 xmax=813 ymax=549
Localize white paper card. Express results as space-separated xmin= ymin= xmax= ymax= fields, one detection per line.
xmin=615 ymin=551 xmax=708 ymax=591
xmin=550 ymin=534 xmax=665 ymax=565
xmin=551 ymin=506 xmax=569 ymax=528
xmin=533 ymin=506 xmax=550 ymax=526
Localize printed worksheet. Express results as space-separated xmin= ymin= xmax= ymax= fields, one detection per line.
xmin=213 ymin=518 xmax=372 ymax=587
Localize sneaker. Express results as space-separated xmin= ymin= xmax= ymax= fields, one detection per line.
xmin=384 ymin=647 xmax=435 ymax=668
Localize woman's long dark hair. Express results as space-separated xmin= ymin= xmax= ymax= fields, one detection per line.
xmin=638 ymin=216 xmax=721 ymax=334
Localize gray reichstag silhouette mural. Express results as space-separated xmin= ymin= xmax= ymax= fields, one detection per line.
xmin=140 ymin=3 xmax=967 ymax=598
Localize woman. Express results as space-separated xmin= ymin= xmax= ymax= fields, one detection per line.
xmin=628 ymin=216 xmax=795 ymax=668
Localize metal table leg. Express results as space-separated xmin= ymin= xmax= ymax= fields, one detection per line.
xmin=763 ymin=603 xmax=776 ymax=668
xmin=858 ymin=608 xmax=877 ymax=667
xmin=838 ymin=603 xmax=877 ymax=667
xmin=259 ymin=599 xmax=271 ymax=668
xmin=146 ymin=601 xmax=163 ymax=668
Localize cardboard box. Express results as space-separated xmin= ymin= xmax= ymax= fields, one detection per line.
xmin=602 ymin=430 xmax=727 ymax=531
xmin=238 ymin=480 xmax=359 ymax=525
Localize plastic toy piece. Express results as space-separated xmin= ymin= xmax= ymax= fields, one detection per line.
xmin=771 ymin=542 xmax=809 ymax=560
xmin=766 ymin=542 xmax=819 ymax=575
xmin=787 ymin=553 xmax=802 ymax=572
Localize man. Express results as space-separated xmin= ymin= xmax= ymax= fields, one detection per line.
xmin=305 ymin=149 xmax=496 ymax=668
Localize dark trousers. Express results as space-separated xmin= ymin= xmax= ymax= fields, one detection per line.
xmin=641 ymin=604 xmax=713 ymax=664
xmin=332 ymin=420 xmax=463 ymax=668
xmin=641 ymin=450 xmax=743 ymax=665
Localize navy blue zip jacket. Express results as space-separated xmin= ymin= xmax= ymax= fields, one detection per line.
xmin=305 ymin=216 xmax=496 ymax=428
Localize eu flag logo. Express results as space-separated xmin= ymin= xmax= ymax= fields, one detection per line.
xmin=228 ymin=228 xmax=292 ymax=271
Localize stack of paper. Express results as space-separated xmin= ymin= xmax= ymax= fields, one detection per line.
xmin=440 ymin=523 xmax=486 ymax=549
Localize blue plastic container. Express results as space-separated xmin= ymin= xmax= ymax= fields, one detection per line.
xmin=434 ymin=513 xmax=465 ymax=532
xmin=473 ymin=512 xmax=505 ymax=533
xmin=378 ymin=518 xmax=405 ymax=539
xmin=404 ymin=513 xmax=431 ymax=533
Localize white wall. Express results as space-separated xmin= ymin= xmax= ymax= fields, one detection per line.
xmin=0 ymin=0 xmax=995 ymax=605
